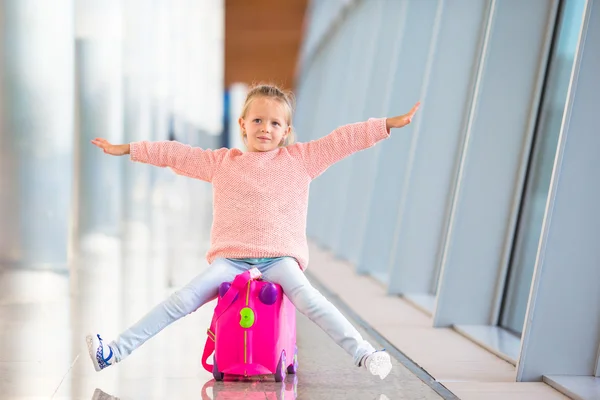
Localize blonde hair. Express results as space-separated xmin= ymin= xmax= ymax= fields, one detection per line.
xmin=240 ymin=83 xmax=296 ymax=147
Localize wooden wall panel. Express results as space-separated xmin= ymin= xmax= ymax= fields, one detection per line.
xmin=225 ymin=0 xmax=308 ymax=90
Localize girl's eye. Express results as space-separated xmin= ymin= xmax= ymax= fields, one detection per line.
xmin=272 ymin=122 xmax=280 ymax=127
xmin=253 ymin=119 xmax=261 ymax=123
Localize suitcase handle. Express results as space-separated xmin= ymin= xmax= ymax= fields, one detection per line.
xmin=202 ymin=267 xmax=262 ymax=373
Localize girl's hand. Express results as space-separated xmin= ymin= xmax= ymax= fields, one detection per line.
xmin=386 ymin=101 xmax=421 ymax=130
xmin=91 ymin=138 xmax=130 ymax=156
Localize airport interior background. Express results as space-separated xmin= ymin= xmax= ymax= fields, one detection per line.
xmin=0 ymin=0 xmax=599 ymax=399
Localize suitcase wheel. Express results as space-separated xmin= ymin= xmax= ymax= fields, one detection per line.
xmin=287 ymin=344 xmax=298 ymax=374
xmin=274 ymin=350 xmax=287 ymax=382
xmin=213 ymin=355 xmax=224 ymax=381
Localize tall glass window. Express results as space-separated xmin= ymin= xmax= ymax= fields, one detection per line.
xmin=500 ymin=0 xmax=586 ymax=334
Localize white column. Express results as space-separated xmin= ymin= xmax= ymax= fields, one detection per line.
xmin=150 ymin=0 xmax=173 ymax=143
xmin=73 ymin=0 xmax=124 ymax=254
xmin=518 ymin=0 xmax=600 ymax=383
xmin=0 ymin=0 xmax=74 ymax=272
xmin=228 ymin=82 xmax=249 ymax=150
xmin=384 ymin=0 xmax=487 ymax=293
xmin=193 ymin=0 xmax=224 ymax=138
xmin=122 ymin=0 xmax=152 ymax=246
xmin=335 ymin=0 xmax=405 ymax=267
xmin=306 ymin=8 xmax=360 ymax=240
xmin=433 ymin=0 xmax=559 ymax=326
xmin=329 ymin=0 xmax=384 ymax=261
xmin=358 ymin=0 xmax=442 ymax=283
xmin=70 ymin=2 xmax=125 ymax=397
xmin=309 ymin=4 xmax=367 ymax=246
xmin=170 ymin=0 xmax=192 ymax=143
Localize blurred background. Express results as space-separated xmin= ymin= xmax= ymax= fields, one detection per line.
xmin=0 ymin=0 xmax=599 ymax=399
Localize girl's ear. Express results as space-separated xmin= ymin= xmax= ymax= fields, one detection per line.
xmin=238 ymin=117 xmax=246 ymax=133
xmin=280 ymin=126 xmax=291 ymax=146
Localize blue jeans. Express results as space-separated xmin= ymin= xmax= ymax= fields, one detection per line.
xmin=110 ymin=257 xmax=376 ymax=366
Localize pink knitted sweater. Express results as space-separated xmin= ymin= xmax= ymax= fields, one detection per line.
xmin=130 ymin=118 xmax=390 ymax=270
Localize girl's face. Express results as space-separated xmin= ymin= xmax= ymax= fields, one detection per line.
xmin=239 ymin=97 xmax=291 ymax=152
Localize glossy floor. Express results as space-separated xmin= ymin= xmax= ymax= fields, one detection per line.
xmin=0 ymin=261 xmax=443 ymax=400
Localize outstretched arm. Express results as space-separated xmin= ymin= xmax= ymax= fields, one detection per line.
xmin=91 ymin=138 xmax=227 ymax=182
xmin=91 ymin=138 xmax=130 ymax=156
xmin=294 ymin=101 xmax=421 ymax=179
xmin=386 ymin=102 xmax=420 ymax=130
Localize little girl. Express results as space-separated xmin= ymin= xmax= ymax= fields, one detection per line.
xmin=87 ymin=84 xmax=420 ymax=380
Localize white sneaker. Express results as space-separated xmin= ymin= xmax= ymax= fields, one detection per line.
xmin=364 ymin=351 xmax=392 ymax=380
xmin=92 ymin=388 xmax=119 ymax=400
xmin=86 ymin=334 xmax=116 ymax=372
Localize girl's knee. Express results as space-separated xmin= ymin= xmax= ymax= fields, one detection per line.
xmin=288 ymin=284 xmax=325 ymax=314
xmin=166 ymin=288 xmax=204 ymax=315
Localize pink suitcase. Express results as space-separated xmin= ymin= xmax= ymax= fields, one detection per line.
xmin=202 ymin=268 xmax=297 ymax=382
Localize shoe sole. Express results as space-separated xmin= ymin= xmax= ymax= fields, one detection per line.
xmin=86 ymin=334 xmax=102 ymax=372
xmin=368 ymin=352 xmax=392 ymax=380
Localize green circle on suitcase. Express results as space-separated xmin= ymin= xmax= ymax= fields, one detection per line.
xmin=239 ymin=307 xmax=255 ymax=328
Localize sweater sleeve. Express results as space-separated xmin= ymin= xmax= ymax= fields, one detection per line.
xmin=130 ymin=141 xmax=228 ymax=182
xmin=293 ymin=118 xmax=390 ymax=179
